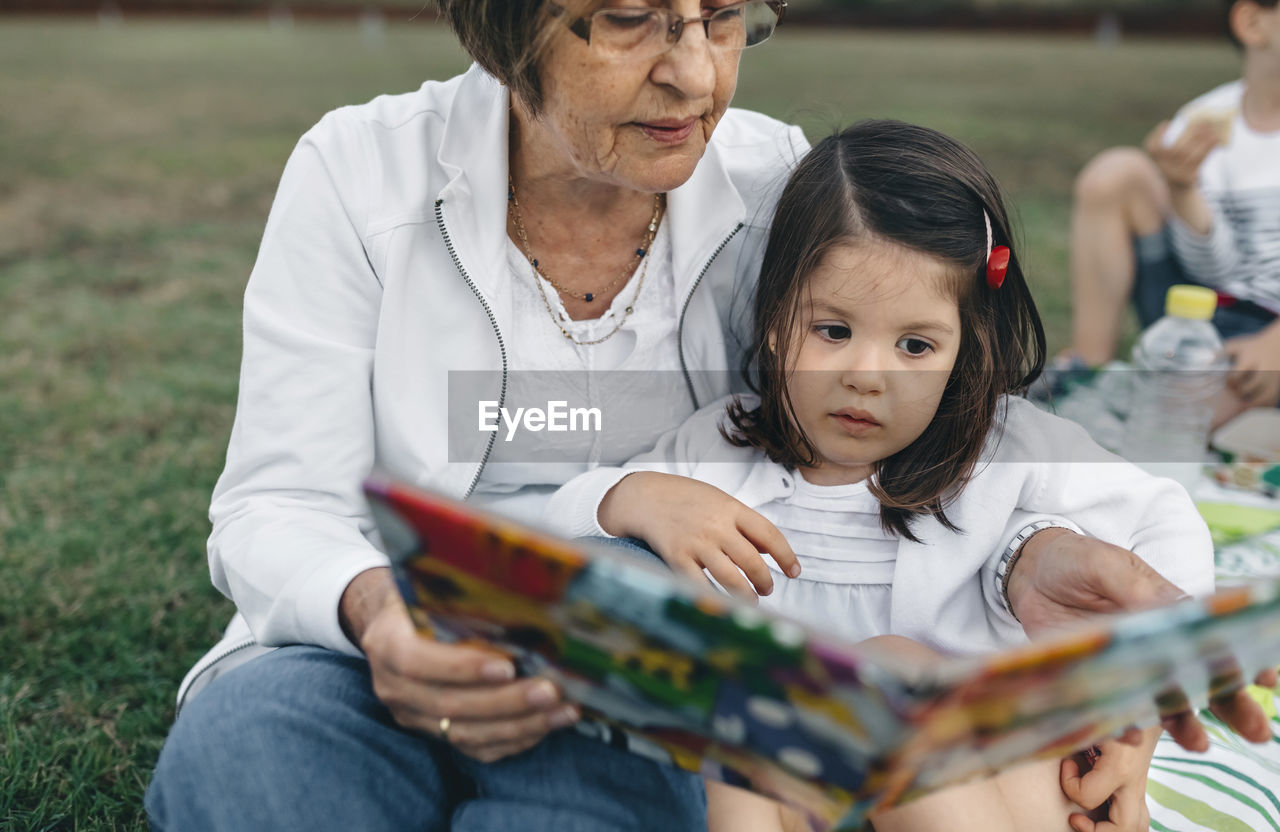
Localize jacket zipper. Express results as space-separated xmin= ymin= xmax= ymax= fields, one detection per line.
xmin=677 ymin=222 xmax=744 ymax=410
xmin=175 ymin=633 xmax=259 ymax=715
xmin=435 ymin=197 xmax=509 ymax=499
xmin=178 ymin=199 xmax=511 ymax=717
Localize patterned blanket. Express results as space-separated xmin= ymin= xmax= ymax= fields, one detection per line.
xmin=1147 ymin=525 xmax=1280 ymax=832
xmin=1035 ymin=375 xmax=1280 ymax=830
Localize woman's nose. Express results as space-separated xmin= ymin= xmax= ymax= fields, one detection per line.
xmin=650 ymin=19 xmax=718 ymax=101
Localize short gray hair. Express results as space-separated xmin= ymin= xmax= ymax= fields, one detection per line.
xmin=435 ymin=0 xmax=595 ymax=115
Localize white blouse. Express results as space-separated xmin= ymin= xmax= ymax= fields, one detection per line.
xmin=756 ymin=475 xmax=896 ymax=644
xmin=472 ymin=219 xmax=696 ymax=523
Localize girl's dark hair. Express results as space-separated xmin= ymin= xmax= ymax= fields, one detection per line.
xmin=726 ymin=119 xmax=1046 ymax=542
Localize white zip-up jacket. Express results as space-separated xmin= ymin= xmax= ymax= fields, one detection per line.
xmin=179 ymin=65 xmax=809 ymax=708
xmin=544 ymin=395 xmax=1216 ymax=656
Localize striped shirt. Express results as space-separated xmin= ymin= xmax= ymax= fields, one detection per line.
xmin=1166 ymin=81 xmax=1280 ymax=314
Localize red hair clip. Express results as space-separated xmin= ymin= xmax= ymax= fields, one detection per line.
xmin=982 ymin=209 xmax=1009 ymax=290
xmin=986 ymin=246 xmax=1010 ymax=290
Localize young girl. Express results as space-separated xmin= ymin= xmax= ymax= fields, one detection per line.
xmin=546 ymin=121 xmax=1214 ymax=831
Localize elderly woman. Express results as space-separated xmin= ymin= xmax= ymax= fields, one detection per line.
xmin=145 ymin=1 xmax=1272 ymax=830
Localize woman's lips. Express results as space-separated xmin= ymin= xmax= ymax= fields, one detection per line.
xmin=635 ymin=119 xmax=697 ymax=144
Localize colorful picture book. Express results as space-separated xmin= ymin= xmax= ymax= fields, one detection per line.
xmin=363 ymin=474 xmax=1280 ymax=831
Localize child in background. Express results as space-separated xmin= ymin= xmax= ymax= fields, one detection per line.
xmin=547 ymin=121 xmax=1215 ymax=831
xmin=1056 ymin=0 xmax=1280 ymax=416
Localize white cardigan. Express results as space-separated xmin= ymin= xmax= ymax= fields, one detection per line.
xmin=544 ymin=395 xmax=1216 ymax=656
xmin=179 ymin=65 xmax=808 ymax=707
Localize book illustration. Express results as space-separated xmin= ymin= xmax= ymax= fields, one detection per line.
xmin=365 ymin=475 xmax=1280 ymax=831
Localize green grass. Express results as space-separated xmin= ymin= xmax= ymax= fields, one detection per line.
xmin=0 ymin=18 xmax=1240 ymax=829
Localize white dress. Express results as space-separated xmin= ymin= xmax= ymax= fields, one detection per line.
xmin=756 ymin=475 xmax=896 ymax=644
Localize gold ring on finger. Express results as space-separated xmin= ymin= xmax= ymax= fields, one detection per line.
xmin=438 ymin=716 xmax=452 ymax=743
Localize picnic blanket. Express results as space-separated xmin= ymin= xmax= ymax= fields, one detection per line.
xmin=1147 ymin=514 xmax=1280 ymax=832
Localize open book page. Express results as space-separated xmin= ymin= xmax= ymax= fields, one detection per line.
xmin=364 ymin=475 xmax=1280 ymax=832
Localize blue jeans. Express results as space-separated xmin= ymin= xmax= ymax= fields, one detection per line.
xmin=145 ymin=644 xmax=706 ymax=831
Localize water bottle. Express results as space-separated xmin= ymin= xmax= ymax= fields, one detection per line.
xmin=1122 ymin=285 xmax=1228 ymax=490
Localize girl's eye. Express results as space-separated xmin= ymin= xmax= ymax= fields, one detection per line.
xmin=897 ymin=337 xmax=934 ymax=356
xmin=815 ymin=324 xmax=851 ymax=342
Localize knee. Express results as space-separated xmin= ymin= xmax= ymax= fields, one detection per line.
xmin=146 ymin=647 xmax=371 ymax=825
xmin=154 ymin=657 xmax=274 ymax=767
xmin=1074 ymin=146 xmax=1162 ymax=209
xmin=146 ymin=654 xmax=286 ymax=820
xmin=146 ymin=681 xmax=239 ymax=828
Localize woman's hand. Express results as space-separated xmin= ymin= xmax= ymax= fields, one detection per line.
xmin=1008 ymin=529 xmax=1274 ymax=749
xmin=1060 ymin=727 xmax=1161 ymax=832
xmin=341 ymin=568 xmax=579 ymax=763
xmin=1005 ymin=529 xmax=1186 ymax=633
xmin=598 ymin=472 xmax=800 ymax=601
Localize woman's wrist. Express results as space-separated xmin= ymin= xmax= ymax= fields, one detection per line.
xmin=339 ymin=566 xmax=400 ymax=648
xmin=1001 ymin=524 xmax=1076 ymax=620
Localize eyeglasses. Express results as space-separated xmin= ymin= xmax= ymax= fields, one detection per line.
xmin=559 ymin=1 xmax=787 ymax=61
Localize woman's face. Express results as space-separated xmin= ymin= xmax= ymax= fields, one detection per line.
xmin=527 ymin=1 xmax=743 ymax=193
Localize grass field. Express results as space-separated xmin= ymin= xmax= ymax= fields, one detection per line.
xmin=0 ymin=17 xmax=1240 ymax=830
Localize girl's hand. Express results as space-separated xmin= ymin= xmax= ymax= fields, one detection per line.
xmin=1060 ymin=727 xmax=1162 ymax=832
xmin=598 ymin=472 xmax=800 ymax=601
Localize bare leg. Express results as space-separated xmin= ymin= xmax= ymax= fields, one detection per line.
xmin=871 ymin=777 xmax=1020 ymax=832
xmin=993 ymin=759 xmax=1080 ymax=831
xmin=861 ymin=638 xmax=1078 ymax=832
xmin=706 ymin=781 xmax=791 ymax=832
xmin=1068 ymin=148 xmax=1170 ymax=365
xmin=872 ymin=759 xmax=1077 ymax=832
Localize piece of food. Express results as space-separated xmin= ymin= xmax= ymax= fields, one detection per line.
xmin=1186 ymin=107 xmax=1237 ymax=145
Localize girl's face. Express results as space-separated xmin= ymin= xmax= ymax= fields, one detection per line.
xmin=783 ymin=241 xmax=962 ymax=486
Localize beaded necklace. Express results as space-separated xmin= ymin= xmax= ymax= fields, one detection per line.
xmin=508 ymin=179 xmax=664 ymax=346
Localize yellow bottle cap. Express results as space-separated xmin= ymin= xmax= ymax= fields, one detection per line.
xmin=1165 ymin=285 xmax=1218 ymax=320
